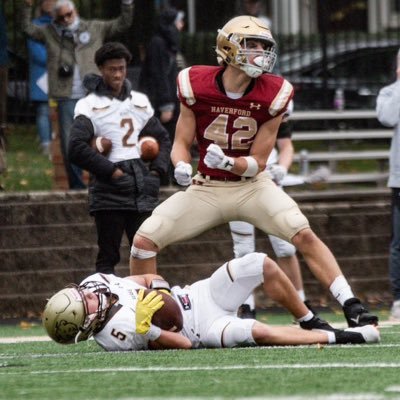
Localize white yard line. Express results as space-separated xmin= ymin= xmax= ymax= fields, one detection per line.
xmin=2 ymin=362 xmax=400 ymax=375
xmin=114 ymin=396 xmax=388 ymax=400
xmin=0 ymin=336 xmax=51 ymax=344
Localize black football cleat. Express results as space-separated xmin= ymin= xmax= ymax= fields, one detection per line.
xmin=304 ymin=299 xmax=318 ymax=316
xmin=343 ymin=297 xmax=379 ymax=327
xmin=335 ymin=325 xmax=380 ymax=344
xmin=238 ymin=304 xmax=257 ymax=319
xmin=299 ymin=315 xmax=335 ymax=332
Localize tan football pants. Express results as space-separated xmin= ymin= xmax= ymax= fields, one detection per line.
xmin=137 ymin=171 xmax=310 ymax=250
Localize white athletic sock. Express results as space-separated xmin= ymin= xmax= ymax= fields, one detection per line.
xmin=297 ymin=290 xmax=306 ymax=302
xmin=326 ymin=331 xmax=336 ymax=344
xmin=297 ymin=310 xmax=314 ymax=323
xmin=329 ymin=275 xmax=354 ymax=306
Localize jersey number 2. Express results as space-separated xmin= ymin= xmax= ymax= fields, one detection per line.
xmin=120 ymin=118 xmax=135 ymax=147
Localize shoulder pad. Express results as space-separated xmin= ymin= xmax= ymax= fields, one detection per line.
xmin=130 ymin=91 xmax=154 ymax=116
xmin=269 ymin=79 xmax=294 ymax=117
xmin=74 ymin=94 xmax=112 ymax=119
xmin=177 ymin=67 xmax=196 ymax=106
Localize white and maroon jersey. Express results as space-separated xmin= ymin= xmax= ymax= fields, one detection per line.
xmin=79 ymin=274 xmax=200 ymax=350
xmin=171 ymin=286 xmax=200 ymax=348
xmin=177 ymin=65 xmax=294 ymax=180
xmin=79 ymin=273 xmax=149 ymax=352
xmin=74 ymin=91 xmax=154 ymax=163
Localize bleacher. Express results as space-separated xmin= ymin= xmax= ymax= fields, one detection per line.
xmin=290 ymin=110 xmax=391 ymax=186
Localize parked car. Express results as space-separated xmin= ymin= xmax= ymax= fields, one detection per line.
xmin=279 ymin=41 xmax=399 ymax=110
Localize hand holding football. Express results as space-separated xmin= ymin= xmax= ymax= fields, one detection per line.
xmin=91 ymin=136 xmax=112 ymax=156
xmin=138 ymin=136 xmax=160 ymax=161
xmin=143 ymin=289 xmax=183 ymax=332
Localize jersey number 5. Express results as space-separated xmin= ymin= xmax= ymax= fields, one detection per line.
xmin=111 ymin=329 xmax=127 ymax=341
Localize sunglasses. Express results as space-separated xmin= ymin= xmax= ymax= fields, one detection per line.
xmin=56 ymin=10 xmax=73 ymax=22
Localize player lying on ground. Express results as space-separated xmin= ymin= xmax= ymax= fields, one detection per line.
xmin=43 ymin=253 xmax=380 ymax=350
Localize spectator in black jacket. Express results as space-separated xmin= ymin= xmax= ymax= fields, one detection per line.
xmin=69 ymin=42 xmax=171 ymax=275
xmin=139 ymin=7 xmax=185 ymax=184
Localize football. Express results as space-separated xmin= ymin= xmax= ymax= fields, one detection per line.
xmin=137 ymin=136 xmax=160 ymax=161
xmin=91 ymin=136 xmax=112 ymax=156
xmin=143 ymin=289 xmax=183 ymax=332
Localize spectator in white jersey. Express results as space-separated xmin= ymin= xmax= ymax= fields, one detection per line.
xmin=42 ymin=252 xmax=380 ymax=351
xmin=68 ymin=42 xmax=171 ymax=275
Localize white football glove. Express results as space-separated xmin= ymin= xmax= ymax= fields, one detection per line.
xmin=204 ymin=144 xmax=234 ymax=171
xmin=266 ymin=164 xmax=287 ymax=185
xmin=174 ymin=161 xmax=193 ymax=186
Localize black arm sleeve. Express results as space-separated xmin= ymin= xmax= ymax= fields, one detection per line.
xmin=139 ymin=116 xmax=172 ymax=175
xmin=277 ymin=120 xmax=293 ymax=139
xmin=68 ymin=115 xmax=116 ymax=180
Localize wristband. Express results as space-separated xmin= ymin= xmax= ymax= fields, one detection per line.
xmin=241 ymin=156 xmax=259 ymax=177
xmin=145 ymin=324 xmax=162 ymax=341
xmin=150 ymin=279 xmax=171 ymax=293
xmin=96 ymin=137 xmax=104 ymax=153
xmin=219 ymin=156 xmax=234 ymax=171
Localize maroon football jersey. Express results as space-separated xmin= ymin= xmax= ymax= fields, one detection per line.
xmin=177 ymin=65 xmax=294 ymax=179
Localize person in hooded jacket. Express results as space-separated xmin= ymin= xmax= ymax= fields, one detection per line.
xmin=139 ymin=7 xmax=185 ymax=184
xmin=68 ymin=42 xmax=171 ymax=275
xmin=27 ymin=0 xmax=56 ymax=156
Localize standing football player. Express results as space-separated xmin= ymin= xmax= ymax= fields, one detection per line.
xmin=68 ymin=42 xmax=171 ymax=275
xmin=42 ymin=253 xmax=380 ymax=350
xmin=129 ymin=15 xmax=378 ymax=330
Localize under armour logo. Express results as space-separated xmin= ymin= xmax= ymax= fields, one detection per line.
xmin=250 ymin=103 xmax=261 ymax=110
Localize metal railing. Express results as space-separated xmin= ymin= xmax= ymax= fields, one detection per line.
xmin=290 ymin=110 xmax=391 ymax=186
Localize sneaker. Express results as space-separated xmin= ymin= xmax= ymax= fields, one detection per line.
xmin=40 ymin=142 xmax=51 ymax=156
xmin=299 ymin=315 xmax=335 ymax=332
xmin=238 ymin=304 xmax=256 ymax=319
xmin=343 ymin=297 xmax=379 ymax=327
xmin=335 ymin=325 xmax=380 ymax=344
xmin=389 ymin=300 xmax=400 ymax=322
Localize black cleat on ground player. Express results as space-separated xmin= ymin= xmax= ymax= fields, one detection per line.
xmin=238 ymin=304 xmax=257 ymax=319
xmin=335 ymin=325 xmax=380 ymax=344
xmin=342 ymin=297 xmax=379 ymax=327
xmin=304 ymin=299 xmax=318 ymax=316
xmin=299 ymin=315 xmax=336 ymax=332
xmin=292 ymin=301 xmax=319 ymax=325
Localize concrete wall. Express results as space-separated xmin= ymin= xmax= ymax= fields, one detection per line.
xmin=0 ymin=187 xmax=392 ymax=319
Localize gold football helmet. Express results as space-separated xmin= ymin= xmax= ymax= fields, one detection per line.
xmin=42 ymin=282 xmax=112 ymax=344
xmin=216 ymin=15 xmax=276 ymax=77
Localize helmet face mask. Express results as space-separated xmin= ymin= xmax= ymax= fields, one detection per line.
xmin=42 ymin=282 xmax=112 ymax=344
xmin=216 ymin=15 xmax=277 ymax=78
xmin=76 ymin=281 xmax=112 ymax=342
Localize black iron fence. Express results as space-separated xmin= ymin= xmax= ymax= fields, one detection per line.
xmin=3 ymin=0 xmax=400 ymax=122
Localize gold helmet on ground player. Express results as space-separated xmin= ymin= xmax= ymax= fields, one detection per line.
xmin=216 ymin=15 xmax=277 ymax=78
xmin=42 ymin=282 xmax=112 ymax=344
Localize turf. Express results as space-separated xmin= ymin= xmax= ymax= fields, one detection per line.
xmin=0 ymin=312 xmax=399 ymax=400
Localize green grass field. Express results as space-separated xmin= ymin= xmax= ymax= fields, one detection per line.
xmin=1 ymin=312 xmax=399 ymax=400
xmin=1 ymin=124 xmax=53 ymax=191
